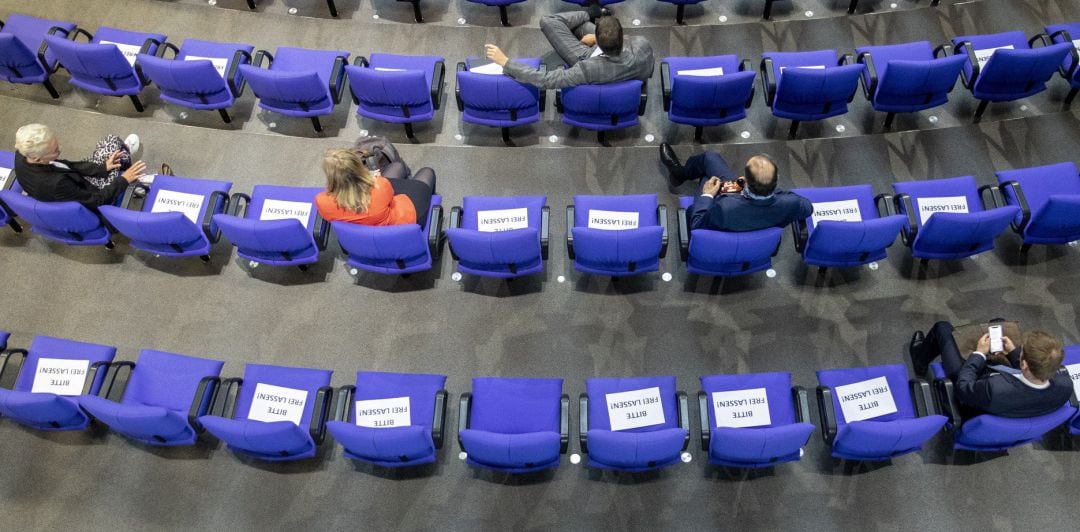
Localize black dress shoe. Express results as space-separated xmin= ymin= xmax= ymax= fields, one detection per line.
xmin=909 ymin=330 xmax=928 ymax=377
xmin=659 ymin=143 xmax=687 ymax=187
xmin=585 ymin=0 xmax=607 ymax=21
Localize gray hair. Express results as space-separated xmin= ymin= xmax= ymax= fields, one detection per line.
xmin=15 ymin=124 xmax=55 ymax=159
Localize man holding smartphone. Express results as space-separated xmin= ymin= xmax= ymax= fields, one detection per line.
xmin=909 ymin=321 xmax=1073 ymax=419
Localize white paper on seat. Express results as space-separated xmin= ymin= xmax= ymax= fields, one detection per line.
xmin=0 ymin=167 xmax=10 ymax=190
xmin=810 ymin=199 xmax=862 ymax=228
xmin=30 ymin=358 xmax=90 ymax=395
xmin=1066 ymin=363 xmax=1080 ymax=401
xmin=974 ymin=45 xmax=1014 ymax=67
xmin=712 ymin=388 xmax=771 ymax=428
xmin=917 ymin=195 xmax=969 ymax=225
xmin=587 ymin=209 xmax=639 ymax=230
xmin=98 ymin=40 xmax=141 ymax=67
xmin=374 ymin=67 xmax=406 ymax=72
xmin=477 ymin=207 xmax=528 ymax=232
xmin=355 ymin=396 xmax=411 ymax=428
xmin=260 ymin=199 xmax=312 ymax=228
xmin=590 ymin=47 xmax=604 ymax=58
xmin=834 ymin=376 xmax=897 ymax=422
xmin=779 ymin=65 xmax=826 ymax=74
xmin=1073 ymin=39 xmax=1080 ymax=53
xmin=677 ymin=67 xmax=724 ymax=77
xmin=606 ymin=386 xmax=665 ymax=431
xmin=150 ymin=189 xmax=205 ymax=224
xmin=469 ymin=63 xmax=504 ymax=75
xmin=248 ymin=383 xmax=308 ymax=426
xmin=184 ymin=55 xmax=229 ymax=78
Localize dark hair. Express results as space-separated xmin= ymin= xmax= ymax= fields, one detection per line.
xmin=743 ymin=154 xmax=778 ymax=197
xmin=595 ymin=17 xmax=623 ymax=56
xmin=1022 ymin=330 xmax=1064 ymax=381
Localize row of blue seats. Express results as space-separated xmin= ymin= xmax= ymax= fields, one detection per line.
xmin=0 ymin=331 xmax=1076 ymax=472
xmin=2 ymin=151 xmax=1078 ymax=279
xmin=2 ymin=14 xmax=1078 ymax=141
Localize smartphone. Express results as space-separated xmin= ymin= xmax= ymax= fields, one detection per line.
xmin=988 ymin=324 xmax=1003 ymax=353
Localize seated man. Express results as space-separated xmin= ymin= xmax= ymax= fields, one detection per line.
xmin=909 ymin=322 xmax=1073 ymax=419
xmin=483 ymin=10 xmax=654 ymax=90
xmin=659 ymin=143 xmax=812 ymax=233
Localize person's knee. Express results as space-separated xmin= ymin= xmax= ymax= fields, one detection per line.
xmin=381 ymin=161 xmax=407 ymax=180
xmin=931 ymin=321 xmax=953 ymax=335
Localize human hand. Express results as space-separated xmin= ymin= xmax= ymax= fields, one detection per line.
xmin=976 ymin=333 xmax=991 ymax=355
xmin=484 ymin=44 xmax=508 ymax=67
xmin=580 ymin=34 xmax=597 ymax=47
xmin=121 ymin=160 xmax=147 ymax=183
xmin=702 ymin=177 xmax=722 ymax=196
xmin=1002 ymin=336 xmax=1016 ymax=353
xmin=105 ymin=151 xmax=125 ymax=171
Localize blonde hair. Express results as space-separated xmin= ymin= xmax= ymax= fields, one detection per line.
xmin=322 ymin=148 xmax=377 ymax=213
xmin=15 ymin=124 xmax=55 ymax=159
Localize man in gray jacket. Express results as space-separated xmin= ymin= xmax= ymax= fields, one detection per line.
xmin=483 ymin=12 xmax=654 ymax=89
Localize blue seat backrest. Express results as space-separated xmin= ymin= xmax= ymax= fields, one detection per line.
xmin=469 ymin=377 xmax=562 ymax=434
xmin=573 ymin=194 xmax=657 ymax=227
xmin=15 ymin=336 xmax=117 ymax=393
xmin=585 ymin=376 xmax=679 ymax=432
xmin=700 ymin=372 xmax=797 ymax=428
xmin=232 ymin=363 xmax=332 ymax=428
xmin=460 ymin=195 xmax=546 ymax=230
xmin=121 ymin=349 xmax=224 ymax=411
xmin=350 ymin=371 xmax=447 ymax=430
xmin=816 ymin=364 xmax=915 ymax=425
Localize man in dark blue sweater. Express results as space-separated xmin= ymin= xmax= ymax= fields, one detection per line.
xmin=660 ymin=144 xmax=812 ymax=232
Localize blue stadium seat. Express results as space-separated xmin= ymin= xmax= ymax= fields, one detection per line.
xmin=238 ymin=46 xmax=350 ymax=132
xmin=567 ymin=194 xmax=667 ymax=277
xmin=347 ymin=53 xmax=445 ymax=141
xmin=579 ymin=376 xmax=689 ymax=472
xmin=458 ymin=377 xmax=569 ymax=473
xmin=661 ymin=55 xmax=756 ymax=142
xmin=446 ymin=195 xmax=549 ymax=279
xmin=212 ymin=185 xmax=329 ymax=271
xmin=333 ymin=194 xmax=443 ymax=276
xmin=989 ymin=162 xmax=1080 ymax=251
xmin=789 ymin=184 xmax=907 ymax=274
xmin=556 ymin=80 xmax=646 ymax=144
xmin=677 ymin=196 xmax=783 ymax=277
xmin=854 ymin=40 xmax=968 ymax=129
xmin=135 ymin=38 xmax=254 ymax=123
xmin=1043 ymin=23 xmax=1080 ymax=105
xmin=0 ymin=13 xmax=77 ymax=98
xmin=466 ymin=0 xmax=528 ymax=27
xmin=0 ymin=189 xmax=116 ymax=248
xmin=760 ymin=49 xmax=865 ymax=138
xmin=456 ymin=57 xmax=544 ymax=144
xmin=0 ymin=150 xmax=24 ymax=233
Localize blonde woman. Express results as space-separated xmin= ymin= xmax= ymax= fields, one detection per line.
xmin=315 ymin=148 xmax=436 ymax=226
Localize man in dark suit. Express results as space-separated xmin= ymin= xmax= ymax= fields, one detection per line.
xmin=909 ymin=321 xmax=1073 ymax=419
xmin=659 ymin=143 xmax=813 ymax=232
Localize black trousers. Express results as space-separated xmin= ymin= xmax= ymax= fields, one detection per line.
xmin=911 ymin=321 xmax=966 ymax=379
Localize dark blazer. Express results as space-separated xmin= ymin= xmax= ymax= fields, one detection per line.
xmin=13 ymin=152 xmax=128 ymax=209
xmin=955 ymin=353 xmax=1073 ymax=419
xmin=688 ymin=191 xmax=813 ymax=233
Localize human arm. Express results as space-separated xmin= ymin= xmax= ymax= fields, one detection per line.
xmin=954 ymin=351 xmax=995 ymax=413
xmin=503 ymin=59 xmax=588 ymax=89
xmin=65 ymin=160 xmax=109 ymax=177
xmin=689 ymin=194 xmax=717 ymax=231
xmin=1003 ymin=336 xmax=1021 ymax=367
xmin=53 ymin=174 xmax=130 ymax=208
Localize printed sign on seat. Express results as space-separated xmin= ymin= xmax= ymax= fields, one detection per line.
xmin=580 ymin=376 xmax=689 ymax=472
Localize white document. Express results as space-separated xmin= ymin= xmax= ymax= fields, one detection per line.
xmin=917 ymin=196 xmax=969 ymax=225
xmin=0 ymin=167 xmax=10 ymax=190
xmin=606 ymin=386 xmax=665 ymax=431
xmin=184 ymin=55 xmax=229 ymax=78
xmin=469 ymin=62 xmax=504 ymax=75
xmin=587 ymin=209 xmax=640 ymax=230
xmin=974 ymin=45 xmax=1014 ymax=67
xmin=779 ymin=65 xmax=826 ymax=74
xmin=260 ymin=199 xmax=312 ymax=228
xmin=477 ymin=207 xmax=528 ymax=232
xmin=677 ymin=67 xmax=724 ymax=77
xmin=150 ymin=189 xmax=205 ymax=224
xmin=1073 ymin=39 xmax=1080 ymax=53
xmin=590 ymin=47 xmax=603 ymax=58
xmin=1066 ymin=363 xmax=1080 ymax=402
xmin=30 ymin=358 xmax=90 ymax=395
xmin=355 ymin=396 xmax=412 ymax=428
xmin=247 ymin=383 xmax=308 ymax=426
xmin=834 ymin=376 xmax=898 ymax=422
xmin=373 ymin=67 xmax=406 ymax=72
xmin=810 ymin=199 xmax=862 ymax=228
xmin=712 ymin=388 xmax=771 ymax=428
xmin=99 ymin=40 xmax=141 ymax=67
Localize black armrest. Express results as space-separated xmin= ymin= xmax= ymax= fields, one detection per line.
xmin=935 ymin=378 xmax=960 ymax=428
xmin=457 ymin=392 xmax=471 ymax=450
xmin=352 ymin=56 xmax=369 ymax=67
xmin=431 ymin=60 xmax=445 ymax=110
xmin=658 ymin=204 xmax=669 ymax=259
xmin=187 ymin=375 xmax=221 ymax=433
xmin=791 ymin=219 xmax=808 ymax=253
xmin=677 ymin=207 xmax=689 ymax=262
xmin=541 ymin=205 xmax=550 ymax=261
xmin=102 ymin=360 xmax=135 ymax=401
xmin=252 ymin=49 xmax=273 ymax=69
xmin=433 ymin=389 xmax=448 ymax=449
xmin=448 ymin=206 xmax=461 ymax=261
xmin=227 ymin=49 xmax=253 ymax=97
xmin=816 ymin=385 xmax=837 ymax=444
xmin=977 ymin=184 xmax=1001 ymax=209
xmin=1028 ymin=33 xmax=1048 ymax=48
xmin=661 ymin=61 xmax=672 ymax=111
xmin=760 ymin=57 xmax=777 ymax=105
xmin=555 ymin=89 xmax=563 ymax=113
xmin=0 ymin=349 xmax=28 ymax=389
xmin=309 ymin=386 xmax=334 ymax=445
xmin=1049 ymin=30 xmax=1078 ymax=77
xmin=637 ymin=81 xmax=648 ymax=116
xmin=857 ymin=51 xmax=877 ymax=99
xmin=792 ymin=386 xmax=811 ymax=423
xmin=210 ymin=377 xmax=242 ymax=418
xmin=893 ymin=193 xmax=917 ymax=246
xmin=119 ymin=183 xmax=148 ymax=211
xmin=38 ymin=27 xmax=74 ymax=74
xmin=455 ymin=62 xmax=465 ymax=111
xmin=697 ymin=391 xmax=709 ymax=452
xmin=536 ymin=65 xmax=548 ymax=112
xmin=313 ymin=211 xmax=330 ymax=251
xmin=933 ymin=43 xmax=951 ymax=59
xmin=999 ymin=180 xmax=1031 ymax=233
xmin=873 ymin=193 xmax=894 ymax=217
xmin=677 ymin=391 xmax=689 ymax=451
xmin=330 ymin=55 xmax=347 ymax=105
xmin=954 ymin=41 xmax=978 ymax=88
xmin=202 ymin=190 xmax=231 ymax=243
xmin=81 ymin=361 xmax=112 ymax=396
xmin=71 ymin=27 xmax=94 ymax=43
xmin=333 ymin=384 xmax=355 ymax=422
xmin=229 ymin=192 xmax=251 ymax=217
xmin=740 ymin=58 xmax=755 ymax=108
xmin=909 ymin=378 xmax=935 ymax=417
xmin=428 ymin=204 xmax=444 ymax=259
xmin=565 ymin=205 xmax=575 ymax=260
xmin=156 ymin=41 xmax=180 ymax=59
xmin=578 ymin=393 xmax=589 ymax=453
xmin=560 ymin=393 xmax=570 ymax=454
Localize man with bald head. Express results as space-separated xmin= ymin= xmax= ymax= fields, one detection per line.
xmin=659 ymin=143 xmax=812 ymax=232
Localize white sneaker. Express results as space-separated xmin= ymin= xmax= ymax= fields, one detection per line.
xmin=123 ymin=134 xmax=141 ymax=155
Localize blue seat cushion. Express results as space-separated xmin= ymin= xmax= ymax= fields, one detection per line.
xmin=586 ymin=428 xmax=686 ymax=470
xmin=709 ymin=423 xmax=815 ymax=466
xmin=832 ymin=415 xmax=947 ymax=460
xmin=80 ymin=394 xmax=194 ymax=445
xmin=327 ymin=421 xmax=435 ymax=466
xmin=459 ymin=428 xmax=561 ymax=471
xmin=199 ymin=416 xmax=314 ymax=458
xmin=0 ymin=388 xmax=87 ymax=430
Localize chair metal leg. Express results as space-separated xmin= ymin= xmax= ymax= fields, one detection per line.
xmin=501 ymin=127 xmax=511 ymax=144
xmin=311 ymin=117 xmax=323 ymax=132
xmin=788 ymin=120 xmax=800 ymax=139
xmin=848 ymin=0 xmax=858 ymax=13
xmin=129 ymin=95 xmax=145 ymax=112
xmin=298 ymin=264 xmax=309 ymax=272
xmin=1065 ymin=88 xmax=1078 ymax=107
xmin=327 ymin=0 xmax=338 ymax=17
xmin=42 ymin=79 xmax=60 ymax=99
xmin=883 ymin=112 xmax=896 ymax=129
xmin=404 ymin=122 xmax=416 ymax=141
xmin=246 ymin=0 xmax=256 ymax=9
xmin=694 ymin=126 xmax=704 ymax=143
xmin=1020 ymin=243 xmax=1032 ymax=254
xmin=597 ymin=130 xmax=606 ymax=144
xmin=499 ymin=6 xmax=511 ymax=26
xmin=105 ymin=240 xmax=115 ymax=250
xmin=200 ymin=255 xmax=211 ymax=263
xmin=412 ymin=0 xmax=424 ymax=22
xmin=218 ymin=108 xmax=232 ymax=124
xmin=763 ymin=0 xmax=774 ymax=19
xmin=815 ymin=266 xmax=828 ymax=287
xmin=676 ymin=4 xmax=685 ymax=24
xmin=7 ymin=219 xmax=22 ymax=233
xmin=973 ymin=100 xmax=989 ymax=122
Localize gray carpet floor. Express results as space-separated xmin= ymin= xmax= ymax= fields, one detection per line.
xmin=1 ymin=0 xmax=1080 ymax=529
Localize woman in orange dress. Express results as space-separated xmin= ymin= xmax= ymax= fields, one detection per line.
xmin=315 ymin=148 xmax=436 ymax=227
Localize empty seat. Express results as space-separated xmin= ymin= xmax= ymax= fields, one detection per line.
xmin=0 ymin=335 xmax=117 ymax=431
xmin=789 ymin=184 xmax=907 ymax=272
xmin=0 ymin=13 xmax=77 ymax=98
xmin=760 ymin=49 xmax=865 ymax=138
xmin=347 ymin=53 xmax=445 ymax=141
xmin=458 ymin=377 xmax=569 ymax=473
xmin=567 ymin=194 xmax=667 ymax=276
xmin=238 ymin=46 xmax=350 ymax=132
xmin=699 ymin=372 xmax=815 ymax=468
xmin=465 ymin=0 xmax=528 ymax=27
xmin=0 ymin=150 xmax=23 ymax=232
xmin=991 ymin=162 xmax=1080 ymax=251
xmin=557 ymin=80 xmax=646 ymax=143
xmin=42 ymin=26 xmax=166 ymax=112
xmin=212 ymin=185 xmax=329 ymax=270
xmin=327 ymin=371 xmax=448 ymax=467
xmin=677 ymin=196 xmax=783 ymax=277
xmin=579 ymin=376 xmax=689 ymax=472
xmin=0 ymin=189 xmax=116 ymax=248
xmin=446 ymin=195 xmax=549 ymax=279
xmin=99 ymin=174 xmax=232 ymax=262
xmin=333 ymin=194 xmax=444 ymax=275
xmin=78 ymin=349 xmax=225 ymax=446
xmin=456 ymin=57 xmax=545 ymax=143
xmin=661 ymin=55 xmax=756 ymax=141
xmin=135 ymin=38 xmax=254 ymax=123
xmin=655 ymin=0 xmax=707 ymax=24
xmin=199 ymin=363 xmax=334 ymax=461
xmin=816 ymin=364 xmax=946 ymax=460
xmin=854 ymin=40 xmax=968 ymax=128
xmin=1043 ymin=23 xmax=1080 ymax=105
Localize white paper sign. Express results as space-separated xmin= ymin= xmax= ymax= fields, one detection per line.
xmin=0 ymin=167 xmax=10 ymax=190
xmin=477 ymin=207 xmax=528 ymax=232
xmin=587 ymin=209 xmax=639 ymax=230
xmin=99 ymin=40 xmax=141 ymax=67
xmin=1066 ymin=363 xmax=1080 ymax=402
xmin=974 ymin=45 xmax=1014 ymax=67
xmin=917 ymin=195 xmax=969 ymax=225
xmin=374 ymin=67 xmax=406 ymax=72
xmin=712 ymin=388 xmax=771 ymax=428
xmin=590 ymin=47 xmax=603 ymax=58
xmin=810 ymin=199 xmax=862 ymax=228
xmin=260 ymin=199 xmax=312 ymax=228
xmin=835 ymin=376 xmax=898 ymax=422
xmin=469 ymin=63 xmax=504 ymax=75
xmin=677 ymin=67 xmax=724 ymax=77
xmin=606 ymin=386 xmax=665 ymax=431
xmin=150 ymin=189 xmax=205 ymax=224
xmin=30 ymin=358 xmax=90 ymax=395
xmin=184 ymin=55 xmax=228 ymax=78
xmin=780 ymin=65 xmax=826 ymax=74
xmin=247 ymin=383 xmax=308 ymax=426
xmin=1073 ymin=39 xmax=1080 ymax=53
xmin=355 ymin=396 xmax=411 ymax=428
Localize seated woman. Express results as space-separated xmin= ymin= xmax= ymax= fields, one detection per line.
xmin=13 ymin=124 xmax=148 ymax=209
xmin=316 ymin=148 xmax=437 ymax=227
